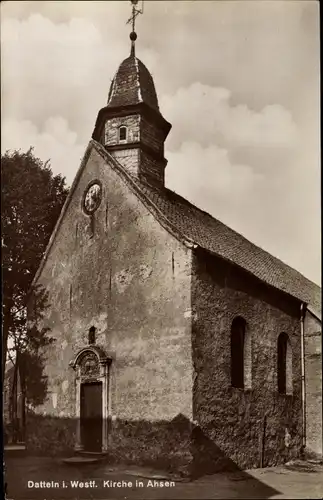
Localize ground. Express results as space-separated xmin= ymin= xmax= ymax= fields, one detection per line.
xmin=4 ymin=456 xmax=323 ymax=499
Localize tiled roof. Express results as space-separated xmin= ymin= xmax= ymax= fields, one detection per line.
xmin=107 ymin=54 xmax=159 ymax=111
xmin=94 ymin=142 xmax=321 ymax=314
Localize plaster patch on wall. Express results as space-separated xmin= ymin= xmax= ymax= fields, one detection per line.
xmin=138 ymin=264 xmax=152 ymax=280
xmin=114 ymin=269 xmax=134 ymax=293
xmin=285 ymin=428 xmax=291 ymax=448
xmin=111 ymin=215 xmax=119 ymax=227
xmin=51 ymin=262 xmax=57 ymax=277
xmin=52 ymin=393 xmax=57 ymax=409
xmin=95 ymin=313 xmax=108 ymax=332
xmin=62 ymin=380 xmax=69 ymax=394
xmin=61 ymin=340 xmax=68 ymax=350
xmin=184 ymin=308 xmax=197 ymax=320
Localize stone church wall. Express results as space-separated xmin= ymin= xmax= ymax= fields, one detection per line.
xmin=191 ymin=249 xmax=303 ymax=472
xmin=304 ymin=311 xmax=322 ymax=456
xmin=110 ymin=148 xmax=140 ymax=177
xmin=27 ymin=143 xmax=194 ymax=469
xmin=104 ymin=115 xmax=140 ymax=145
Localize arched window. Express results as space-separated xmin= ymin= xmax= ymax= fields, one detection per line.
xmin=119 ymin=126 xmax=127 ymax=142
xmin=231 ymin=316 xmax=251 ymax=389
xmin=277 ymin=332 xmax=292 ymax=395
xmin=88 ymin=326 xmax=96 ymax=345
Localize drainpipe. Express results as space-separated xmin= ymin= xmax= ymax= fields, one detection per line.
xmin=300 ymin=302 xmax=306 ymax=452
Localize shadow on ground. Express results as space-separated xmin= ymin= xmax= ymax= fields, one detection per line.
xmin=3 ymin=411 xmax=288 ymax=499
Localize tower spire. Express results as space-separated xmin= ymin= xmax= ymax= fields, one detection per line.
xmin=126 ymin=0 xmax=143 ymax=56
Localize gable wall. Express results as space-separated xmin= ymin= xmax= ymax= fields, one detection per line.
xmin=29 ymin=145 xmax=193 ymax=460
xmin=191 ymin=249 xmax=302 ymax=471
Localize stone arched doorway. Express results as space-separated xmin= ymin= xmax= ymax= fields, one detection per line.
xmin=69 ymin=346 xmax=111 ymax=453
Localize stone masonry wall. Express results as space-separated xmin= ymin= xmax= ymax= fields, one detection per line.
xmin=110 ymin=148 xmax=140 ymax=177
xmin=191 ymin=249 xmax=303 ymax=471
xmin=304 ymin=311 xmax=322 ymax=456
xmin=103 ymin=114 xmax=166 ymax=186
xmin=104 ymin=115 xmax=140 ymax=146
xmin=29 ymin=143 xmax=193 ymax=468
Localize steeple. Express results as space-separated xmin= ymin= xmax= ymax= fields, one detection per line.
xmin=92 ymin=1 xmax=171 ymax=188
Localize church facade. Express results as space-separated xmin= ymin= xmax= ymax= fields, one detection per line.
xmin=27 ymin=36 xmax=322 ymax=474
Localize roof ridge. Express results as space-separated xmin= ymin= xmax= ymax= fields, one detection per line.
xmin=133 ymin=55 xmax=143 ymax=103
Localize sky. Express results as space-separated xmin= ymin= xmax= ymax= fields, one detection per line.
xmin=1 ymin=0 xmax=321 ymax=285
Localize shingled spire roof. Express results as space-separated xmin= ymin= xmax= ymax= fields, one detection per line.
xmin=107 ymin=54 xmax=160 ymax=112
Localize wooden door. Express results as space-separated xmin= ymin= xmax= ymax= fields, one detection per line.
xmin=80 ymin=382 xmax=102 ymax=452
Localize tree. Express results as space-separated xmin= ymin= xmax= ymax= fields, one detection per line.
xmin=1 ymin=148 xmax=69 ymax=398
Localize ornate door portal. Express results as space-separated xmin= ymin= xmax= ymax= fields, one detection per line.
xmin=70 ymin=346 xmax=111 ymax=453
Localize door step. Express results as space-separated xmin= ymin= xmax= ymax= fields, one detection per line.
xmin=76 ymin=450 xmax=108 ymax=458
xmin=62 ymin=450 xmax=108 ymax=464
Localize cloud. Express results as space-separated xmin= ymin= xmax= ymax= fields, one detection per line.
xmin=1 ymin=117 xmax=85 ymax=184
xmin=1 ymin=14 xmax=102 ymax=89
xmin=1 ymin=13 xmax=101 ymax=46
xmin=166 ymin=141 xmax=263 ymax=201
xmin=161 ymin=83 xmax=297 ymax=151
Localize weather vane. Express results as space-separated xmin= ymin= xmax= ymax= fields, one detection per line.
xmin=126 ymin=0 xmax=144 ymax=55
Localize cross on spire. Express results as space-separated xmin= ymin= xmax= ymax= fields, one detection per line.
xmin=126 ymin=0 xmax=144 ymax=56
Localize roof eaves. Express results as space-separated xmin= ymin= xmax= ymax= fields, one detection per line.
xmin=307 ymin=305 xmax=322 ymax=322
xmin=193 ymin=245 xmax=305 ymax=307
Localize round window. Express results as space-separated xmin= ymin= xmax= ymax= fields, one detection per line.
xmin=83 ymin=181 xmax=102 ymax=215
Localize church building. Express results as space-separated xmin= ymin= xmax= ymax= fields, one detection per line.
xmin=28 ymin=6 xmax=322 ymax=475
